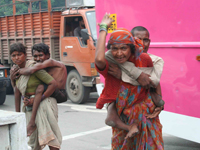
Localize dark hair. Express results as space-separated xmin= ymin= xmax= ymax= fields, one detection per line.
xmin=10 ymin=42 xmax=27 ymax=55
xmin=79 ymin=17 xmax=83 ymax=21
xmin=131 ymin=26 xmax=150 ymax=37
xmin=107 ymin=43 xmax=136 ymax=54
xmin=31 ymin=43 xmax=50 ymax=55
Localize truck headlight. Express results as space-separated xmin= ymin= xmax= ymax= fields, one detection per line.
xmin=0 ymin=70 xmax=4 ymax=77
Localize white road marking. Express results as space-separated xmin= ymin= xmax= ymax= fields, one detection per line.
xmin=58 ymin=103 xmax=107 ymax=113
xmin=63 ymin=126 xmax=110 ymax=141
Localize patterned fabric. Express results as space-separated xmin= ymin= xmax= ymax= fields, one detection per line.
xmin=111 ymin=57 xmax=164 ymax=150
xmin=108 ymin=28 xmax=144 ymax=59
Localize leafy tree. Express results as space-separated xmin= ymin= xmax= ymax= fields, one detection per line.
xmin=0 ymin=0 xmax=65 ymax=16
xmin=0 ymin=0 xmax=13 ymax=16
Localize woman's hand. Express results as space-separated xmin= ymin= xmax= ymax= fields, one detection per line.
xmin=95 ymin=13 xmax=114 ymax=70
xmin=10 ymin=65 xmax=20 ymax=80
xmin=10 ymin=65 xmax=20 ymax=88
xmin=100 ymin=13 xmax=114 ymax=28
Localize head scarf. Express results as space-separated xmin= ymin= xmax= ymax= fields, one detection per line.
xmin=108 ymin=28 xmax=144 ymax=59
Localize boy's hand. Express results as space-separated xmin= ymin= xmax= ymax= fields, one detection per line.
xmin=137 ymin=72 xmax=155 ymax=89
xmin=19 ymin=67 xmax=32 ymax=75
xmin=23 ymin=97 xmax=34 ymax=106
xmin=145 ymin=107 xmax=162 ymax=119
xmin=108 ymin=63 xmax=122 ymax=79
xmin=100 ymin=13 xmax=114 ymax=28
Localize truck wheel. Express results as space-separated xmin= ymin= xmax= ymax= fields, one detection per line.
xmin=0 ymin=88 xmax=6 ymax=105
xmin=6 ymin=81 xmax=14 ymax=94
xmin=66 ymin=70 xmax=90 ymax=104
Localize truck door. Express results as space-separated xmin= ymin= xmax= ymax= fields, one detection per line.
xmin=60 ymin=15 xmax=92 ymax=104
xmin=61 ymin=16 xmax=90 ymax=64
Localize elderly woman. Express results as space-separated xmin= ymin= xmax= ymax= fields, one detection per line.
xmin=95 ymin=14 xmax=164 ymax=149
xmin=10 ymin=42 xmax=62 ymax=150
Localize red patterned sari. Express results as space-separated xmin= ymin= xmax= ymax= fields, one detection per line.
xmin=111 ymin=54 xmax=164 ymax=150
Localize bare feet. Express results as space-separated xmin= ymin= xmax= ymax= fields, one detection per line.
xmin=27 ymin=122 xmax=37 ymax=136
xmin=125 ymin=123 xmax=139 ymax=139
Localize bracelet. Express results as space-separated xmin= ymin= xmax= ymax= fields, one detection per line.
xmin=99 ymin=28 xmax=108 ymax=34
xmin=100 ymin=23 xmax=108 ymax=29
xmin=41 ymin=94 xmax=45 ymax=101
xmin=99 ymin=23 xmax=108 ymax=34
xmin=157 ymin=94 xmax=162 ymax=97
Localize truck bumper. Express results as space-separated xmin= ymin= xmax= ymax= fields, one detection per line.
xmin=82 ymin=76 xmax=100 ymax=87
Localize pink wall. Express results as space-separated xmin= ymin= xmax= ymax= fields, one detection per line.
xmin=96 ymin=0 xmax=200 ymax=42
xmin=96 ymin=0 xmax=200 ymax=118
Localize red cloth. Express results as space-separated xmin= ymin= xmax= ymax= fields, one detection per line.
xmin=95 ymin=53 xmax=153 ymax=109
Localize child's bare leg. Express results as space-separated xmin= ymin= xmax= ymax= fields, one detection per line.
xmin=27 ymin=84 xmax=44 ymax=136
xmin=105 ymin=102 xmax=139 ymax=139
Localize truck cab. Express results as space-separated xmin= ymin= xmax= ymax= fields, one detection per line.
xmin=60 ymin=8 xmax=98 ymax=104
xmin=60 ymin=1 xmax=98 ymax=104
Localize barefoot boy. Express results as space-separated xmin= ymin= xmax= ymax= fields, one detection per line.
xmin=10 ymin=43 xmax=67 ymax=136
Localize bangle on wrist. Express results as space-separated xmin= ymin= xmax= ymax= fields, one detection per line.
xmin=41 ymin=94 xmax=45 ymax=101
xmin=99 ymin=28 xmax=107 ymax=34
xmin=99 ymin=23 xmax=108 ymax=34
xmin=157 ymin=94 xmax=162 ymax=97
xmin=100 ymin=23 xmax=108 ymax=29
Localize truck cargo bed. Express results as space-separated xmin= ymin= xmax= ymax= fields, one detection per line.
xmin=0 ymin=11 xmax=62 ymax=65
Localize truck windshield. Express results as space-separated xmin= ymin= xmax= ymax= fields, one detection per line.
xmin=86 ymin=11 xmax=97 ymax=40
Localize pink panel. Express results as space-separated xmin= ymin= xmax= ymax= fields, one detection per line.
xmin=150 ymin=47 xmax=200 ymax=118
xmin=96 ymin=0 xmax=200 ymax=42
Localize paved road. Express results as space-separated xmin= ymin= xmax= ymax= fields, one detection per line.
xmin=1 ymin=93 xmax=200 ymax=150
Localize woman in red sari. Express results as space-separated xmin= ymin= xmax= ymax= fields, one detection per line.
xmin=95 ymin=14 xmax=164 ymax=150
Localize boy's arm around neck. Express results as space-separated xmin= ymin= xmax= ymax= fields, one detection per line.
xmin=19 ymin=59 xmax=63 ymax=75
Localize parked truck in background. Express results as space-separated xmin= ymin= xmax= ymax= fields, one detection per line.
xmin=0 ymin=0 xmax=98 ymax=104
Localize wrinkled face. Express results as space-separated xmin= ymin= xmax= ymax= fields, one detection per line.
xmin=11 ymin=51 xmax=26 ymax=66
xmin=110 ymin=44 xmax=131 ymax=64
xmin=33 ymin=50 xmax=49 ymax=63
xmin=133 ymin=30 xmax=150 ymax=53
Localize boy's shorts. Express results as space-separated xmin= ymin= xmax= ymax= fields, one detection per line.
xmin=43 ymin=84 xmax=68 ymax=103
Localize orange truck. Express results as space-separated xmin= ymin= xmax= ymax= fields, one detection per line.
xmin=0 ymin=0 xmax=99 ymax=104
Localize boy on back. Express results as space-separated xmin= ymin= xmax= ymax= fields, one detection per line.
xmin=10 ymin=43 xmax=67 ymax=136
xmin=97 ymin=26 xmax=164 ymax=138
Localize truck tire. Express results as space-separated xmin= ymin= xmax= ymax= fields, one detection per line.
xmin=66 ymin=70 xmax=90 ymax=104
xmin=6 ymin=80 xmax=14 ymax=94
xmin=0 ymin=88 xmax=6 ymax=105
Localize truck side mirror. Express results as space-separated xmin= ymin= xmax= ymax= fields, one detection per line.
xmin=81 ymin=29 xmax=89 ymax=41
